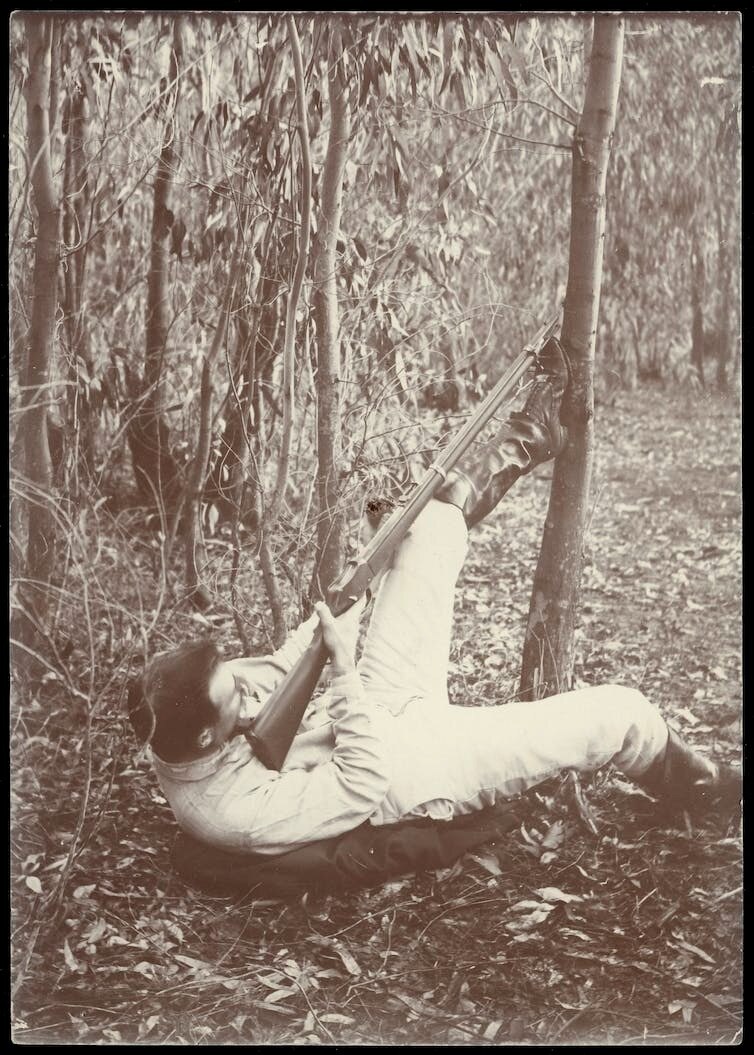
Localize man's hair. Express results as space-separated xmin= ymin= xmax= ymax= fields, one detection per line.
xmin=127 ymin=640 xmax=223 ymax=762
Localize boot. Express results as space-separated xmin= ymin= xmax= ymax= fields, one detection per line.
xmin=638 ymin=726 xmax=742 ymax=822
xmin=435 ymin=336 xmax=570 ymax=527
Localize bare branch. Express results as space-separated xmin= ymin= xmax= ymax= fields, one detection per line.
xmin=531 ymin=68 xmax=581 ymax=121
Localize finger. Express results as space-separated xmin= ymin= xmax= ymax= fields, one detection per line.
xmin=315 ymin=601 xmax=335 ymax=627
xmin=315 ymin=603 xmax=345 ymax=652
xmin=333 ymin=603 xmax=363 ymax=663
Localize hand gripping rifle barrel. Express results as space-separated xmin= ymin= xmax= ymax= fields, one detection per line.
xmin=247 ymin=311 xmax=562 ymax=770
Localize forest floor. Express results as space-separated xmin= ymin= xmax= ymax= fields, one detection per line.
xmin=11 ymin=384 xmax=742 ymax=1046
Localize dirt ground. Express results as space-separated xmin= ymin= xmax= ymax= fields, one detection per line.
xmin=11 ymin=384 xmax=742 ymax=1045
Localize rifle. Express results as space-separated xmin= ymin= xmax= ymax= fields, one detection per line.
xmin=248 ymin=312 xmax=561 ymax=770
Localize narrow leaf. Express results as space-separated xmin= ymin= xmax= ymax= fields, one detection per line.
xmin=174 ymin=953 xmax=213 ymax=972
xmin=63 ymin=939 xmax=81 ymax=972
xmin=511 ymin=899 xmax=552 ymax=912
xmin=673 ymin=939 xmax=716 ymax=965
xmin=541 ymin=820 xmax=567 ymax=850
xmin=73 ymin=883 xmax=97 ymax=900
xmin=138 ymin=1015 xmax=160 ymax=1039
xmin=263 ymin=987 xmax=297 ymax=1004
xmin=534 ymin=886 xmax=583 ymax=904
xmin=83 ymin=918 xmax=108 ymax=943
xmin=469 ymin=851 xmax=502 ymax=876
xmin=335 ymin=947 xmax=362 ymax=977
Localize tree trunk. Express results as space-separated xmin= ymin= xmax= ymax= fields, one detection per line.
xmin=128 ymin=18 xmax=182 ymax=510
xmin=183 ymin=255 xmax=240 ymax=609
xmin=712 ymin=169 xmax=731 ymax=392
xmin=61 ymin=56 xmax=95 ymax=478
xmin=183 ymin=359 xmax=214 ymax=609
xmin=13 ymin=16 xmax=61 ymax=674
xmin=208 ymin=327 xmax=245 ymax=522
xmin=266 ymin=14 xmax=312 ymax=526
xmin=209 ymin=229 xmax=277 ymax=529
xmin=310 ymin=29 xmax=351 ymax=599
xmin=690 ymin=224 xmax=706 ymax=387
xmin=520 ymin=16 xmax=624 ymax=701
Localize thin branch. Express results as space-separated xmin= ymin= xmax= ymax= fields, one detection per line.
xmin=418 ymin=94 xmax=576 ymax=128
xmin=59 ymin=160 xmax=157 ymax=260
xmin=517 ymin=96 xmax=577 ymax=127
xmin=434 ymin=107 xmax=572 ymax=150
xmin=531 ymin=69 xmax=581 ymax=120
xmin=183 ymin=244 xmax=243 ymax=595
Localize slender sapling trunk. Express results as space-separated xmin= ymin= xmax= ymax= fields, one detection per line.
xmin=310 ymin=28 xmax=351 ymax=599
xmin=520 ymin=16 xmax=624 ymax=700
xmin=129 ymin=18 xmax=183 ymax=510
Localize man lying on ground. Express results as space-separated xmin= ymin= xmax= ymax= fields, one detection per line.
xmin=128 ymin=342 xmax=740 ymax=860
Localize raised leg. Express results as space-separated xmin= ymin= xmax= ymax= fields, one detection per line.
xmin=435 ymin=336 xmax=570 ymax=526
xmin=357 ymin=500 xmax=468 ymax=713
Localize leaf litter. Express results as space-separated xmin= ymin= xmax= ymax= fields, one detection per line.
xmin=10 ymin=389 xmax=740 ymax=1044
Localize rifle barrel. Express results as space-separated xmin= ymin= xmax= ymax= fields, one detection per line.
xmin=346 ymin=311 xmax=561 ymax=582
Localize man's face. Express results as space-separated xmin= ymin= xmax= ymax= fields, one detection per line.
xmin=207 ymin=660 xmax=261 ymax=743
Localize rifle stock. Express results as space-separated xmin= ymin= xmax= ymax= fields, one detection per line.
xmin=247 ymin=631 xmax=329 ymax=770
xmin=248 ymin=311 xmax=561 ymax=770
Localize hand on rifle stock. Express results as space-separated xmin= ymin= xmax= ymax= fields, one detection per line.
xmin=314 ymin=601 xmax=359 ymax=677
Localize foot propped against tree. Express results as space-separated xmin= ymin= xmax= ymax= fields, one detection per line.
xmin=435 ymin=336 xmax=571 ymax=526
xmin=507 ymin=334 xmax=570 ymax=470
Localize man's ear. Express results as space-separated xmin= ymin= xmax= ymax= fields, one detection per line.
xmin=197 ymin=727 xmax=214 ymax=750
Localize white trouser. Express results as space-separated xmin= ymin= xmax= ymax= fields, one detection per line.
xmin=356 ymin=500 xmax=668 ymax=819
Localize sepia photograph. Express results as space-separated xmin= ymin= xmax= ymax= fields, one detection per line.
xmin=10 ymin=10 xmax=741 ymax=1045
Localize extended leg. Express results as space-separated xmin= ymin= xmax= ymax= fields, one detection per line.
xmin=437 ymin=686 xmax=671 ymax=809
xmin=384 ymin=685 xmax=739 ymax=824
